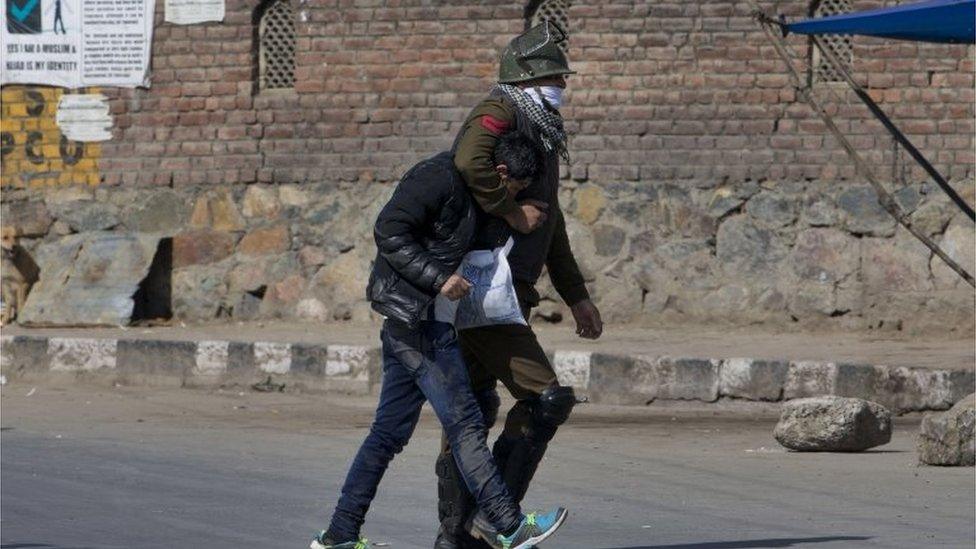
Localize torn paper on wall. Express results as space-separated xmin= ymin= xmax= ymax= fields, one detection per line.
xmin=56 ymin=94 xmax=113 ymax=142
xmin=165 ymin=0 xmax=224 ymax=24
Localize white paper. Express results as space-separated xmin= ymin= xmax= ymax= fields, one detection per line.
xmin=56 ymin=93 xmax=113 ymax=141
xmin=1 ymin=0 xmax=155 ymax=87
xmin=164 ymin=0 xmax=224 ymax=25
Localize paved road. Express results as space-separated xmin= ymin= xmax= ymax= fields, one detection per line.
xmin=1 ymin=383 xmax=973 ymax=549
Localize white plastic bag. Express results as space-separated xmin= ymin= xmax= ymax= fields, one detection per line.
xmin=435 ymin=237 xmax=525 ymax=329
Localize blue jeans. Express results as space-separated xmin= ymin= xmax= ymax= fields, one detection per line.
xmin=326 ymin=320 xmax=521 ymax=542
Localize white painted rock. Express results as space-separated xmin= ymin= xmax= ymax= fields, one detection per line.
xmin=774 ymin=396 xmax=892 ymax=452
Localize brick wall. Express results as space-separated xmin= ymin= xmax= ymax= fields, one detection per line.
xmin=1 ymin=0 xmax=973 ymax=332
xmin=4 ymin=1 xmax=973 ymax=188
xmin=73 ymin=0 xmax=966 ymax=187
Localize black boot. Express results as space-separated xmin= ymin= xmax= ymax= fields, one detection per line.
xmin=434 ymin=389 xmax=501 ymax=549
xmin=464 ymin=387 xmax=578 ymax=545
xmin=435 ymin=449 xmax=478 ymax=549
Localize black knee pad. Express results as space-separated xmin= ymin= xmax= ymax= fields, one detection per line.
xmin=534 ymin=385 xmax=576 ymax=427
xmin=474 ymin=388 xmax=501 ymax=430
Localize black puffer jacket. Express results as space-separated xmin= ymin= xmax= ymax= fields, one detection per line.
xmin=366 ymin=152 xmax=477 ymax=327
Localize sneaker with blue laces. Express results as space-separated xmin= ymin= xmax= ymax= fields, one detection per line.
xmin=309 ymin=530 xmax=369 ymax=549
xmin=494 ymin=508 xmax=568 ymax=549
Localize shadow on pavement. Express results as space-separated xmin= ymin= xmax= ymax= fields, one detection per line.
xmin=600 ymin=536 xmax=872 ymax=549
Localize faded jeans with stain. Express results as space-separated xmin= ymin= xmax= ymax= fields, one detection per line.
xmin=326 ymin=319 xmax=521 ymax=542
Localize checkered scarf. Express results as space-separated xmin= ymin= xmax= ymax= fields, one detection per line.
xmin=494 ymin=84 xmax=568 ymax=161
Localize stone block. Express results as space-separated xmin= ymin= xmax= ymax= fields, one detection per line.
xmin=588 ymin=353 xmax=720 ymax=404
xmin=279 ymin=185 xmax=310 ymax=207
xmin=238 ymin=225 xmax=290 ymax=255
xmin=189 ymin=189 xmax=245 ymax=231
xmin=592 ymin=224 xmax=626 ymax=257
xmin=254 ymin=341 xmax=291 ymax=374
xmin=837 ymin=185 xmax=896 ymax=237
xmin=242 ymin=185 xmax=281 ymax=218
xmin=716 ymin=215 xmax=787 ymax=274
xmin=227 ymin=341 xmax=255 ymax=373
xmin=861 ymin=231 xmax=934 ymax=292
xmin=122 ymin=190 xmax=187 ymax=234
xmin=116 ymin=339 xmax=195 ymax=378
xmin=918 ymin=394 xmax=974 ymax=466
xmin=931 ymin=215 xmax=976 ymax=289
xmin=172 ymin=229 xmax=237 ymax=267
xmin=194 ymin=340 xmax=229 ymax=376
xmin=719 ymin=358 xmax=788 ymax=401
xmin=48 ymin=337 xmax=117 ymax=371
xmin=308 ymin=251 xmax=371 ymax=321
xmin=553 ymin=350 xmax=591 ymax=389
xmin=774 ymin=396 xmax=892 ymax=452
xmin=290 ymin=343 xmax=330 ymax=377
xmin=50 ymin=201 xmax=120 ymax=232
xmin=833 ymin=362 xmax=879 ymax=399
xmin=948 ymin=369 xmax=976 ymax=405
xmin=832 ymin=363 xmax=964 ymax=413
xmin=298 ymin=246 xmax=328 ymax=268
xmin=0 ymin=335 xmax=50 ymax=376
xmin=295 ymin=298 xmax=329 ymax=321
xmin=1 ymin=201 xmax=52 ymax=237
xmin=746 ymin=191 xmax=796 ymax=228
xmin=20 ymin=233 xmax=163 ymax=326
xmin=587 ymin=353 xmax=644 ymax=405
xmin=326 ymin=344 xmax=378 ymax=381
xmin=574 ymin=185 xmax=607 ymax=224
xmin=790 ymin=228 xmax=858 ymax=283
xmin=800 ymin=198 xmax=840 ymax=227
xmin=784 ymin=361 xmax=837 ymax=399
xmin=261 ymin=274 xmax=305 ymax=313
xmin=706 ymin=187 xmax=746 ymax=218
xmin=651 ymin=357 xmax=721 ymax=402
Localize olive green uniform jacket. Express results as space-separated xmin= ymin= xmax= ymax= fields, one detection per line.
xmin=452 ymin=96 xmax=589 ymax=308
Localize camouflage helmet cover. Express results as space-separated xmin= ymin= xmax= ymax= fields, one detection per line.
xmin=498 ymin=21 xmax=575 ymax=84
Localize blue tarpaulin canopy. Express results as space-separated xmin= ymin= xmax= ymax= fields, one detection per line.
xmin=786 ymin=0 xmax=976 ymax=44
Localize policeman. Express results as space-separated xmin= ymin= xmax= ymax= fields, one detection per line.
xmin=435 ymin=21 xmax=604 ymax=549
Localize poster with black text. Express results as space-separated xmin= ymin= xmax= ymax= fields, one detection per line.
xmin=1 ymin=0 xmax=154 ymax=87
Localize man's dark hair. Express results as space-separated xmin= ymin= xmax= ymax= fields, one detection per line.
xmin=494 ymin=132 xmax=542 ymax=181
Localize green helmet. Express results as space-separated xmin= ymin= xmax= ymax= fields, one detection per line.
xmin=498 ymin=21 xmax=575 ymax=84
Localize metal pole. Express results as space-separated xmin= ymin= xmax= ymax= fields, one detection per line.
xmin=750 ymin=7 xmax=975 ymax=288
xmin=810 ymin=35 xmax=975 ymax=222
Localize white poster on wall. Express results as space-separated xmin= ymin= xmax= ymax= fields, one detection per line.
xmin=164 ymin=0 xmax=223 ymax=25
xmin=0 ymin=0 xmax=154 ymax=87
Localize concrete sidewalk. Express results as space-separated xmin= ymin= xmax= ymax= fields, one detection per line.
xmin=2 ymin=321 xmax=973 ymax=413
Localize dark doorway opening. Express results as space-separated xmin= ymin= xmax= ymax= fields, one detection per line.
xmin=131 ymin=237 xmax=172 ymax=323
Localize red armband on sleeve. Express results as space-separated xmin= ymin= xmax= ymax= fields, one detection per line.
xmin=480 ymin=115 xmax=511 ymax=136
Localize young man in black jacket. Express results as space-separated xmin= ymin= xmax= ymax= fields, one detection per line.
xmin=311 ymin=134 xmax=567 ymax=549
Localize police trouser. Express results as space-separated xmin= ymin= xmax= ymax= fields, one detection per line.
xmin=435 ymin=317 xmax=576 ymax=546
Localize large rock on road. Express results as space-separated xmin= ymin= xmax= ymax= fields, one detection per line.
xmin=774 ymin=396 xmax=892 ymax=452
xmin=917 ymin=393 xmax=975 ymax=466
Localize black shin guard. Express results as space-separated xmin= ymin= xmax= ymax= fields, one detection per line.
xmin=435 ymin=448 xmax=475 ymax=547
xmin=493 ymin=385 xmax=576 ymax=503
xmin=434 ymin=389 xmax=501 ymax=549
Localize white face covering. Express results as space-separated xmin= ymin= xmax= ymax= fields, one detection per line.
xmin=524 ymin=86 xmax=564 ymax=110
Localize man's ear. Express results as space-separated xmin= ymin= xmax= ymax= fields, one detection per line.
xmin=495 ymin=164 xmax=509 ymax=178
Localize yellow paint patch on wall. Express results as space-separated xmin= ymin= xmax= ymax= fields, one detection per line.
xmin=1 ymin=86 xmax=102 ymax=188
